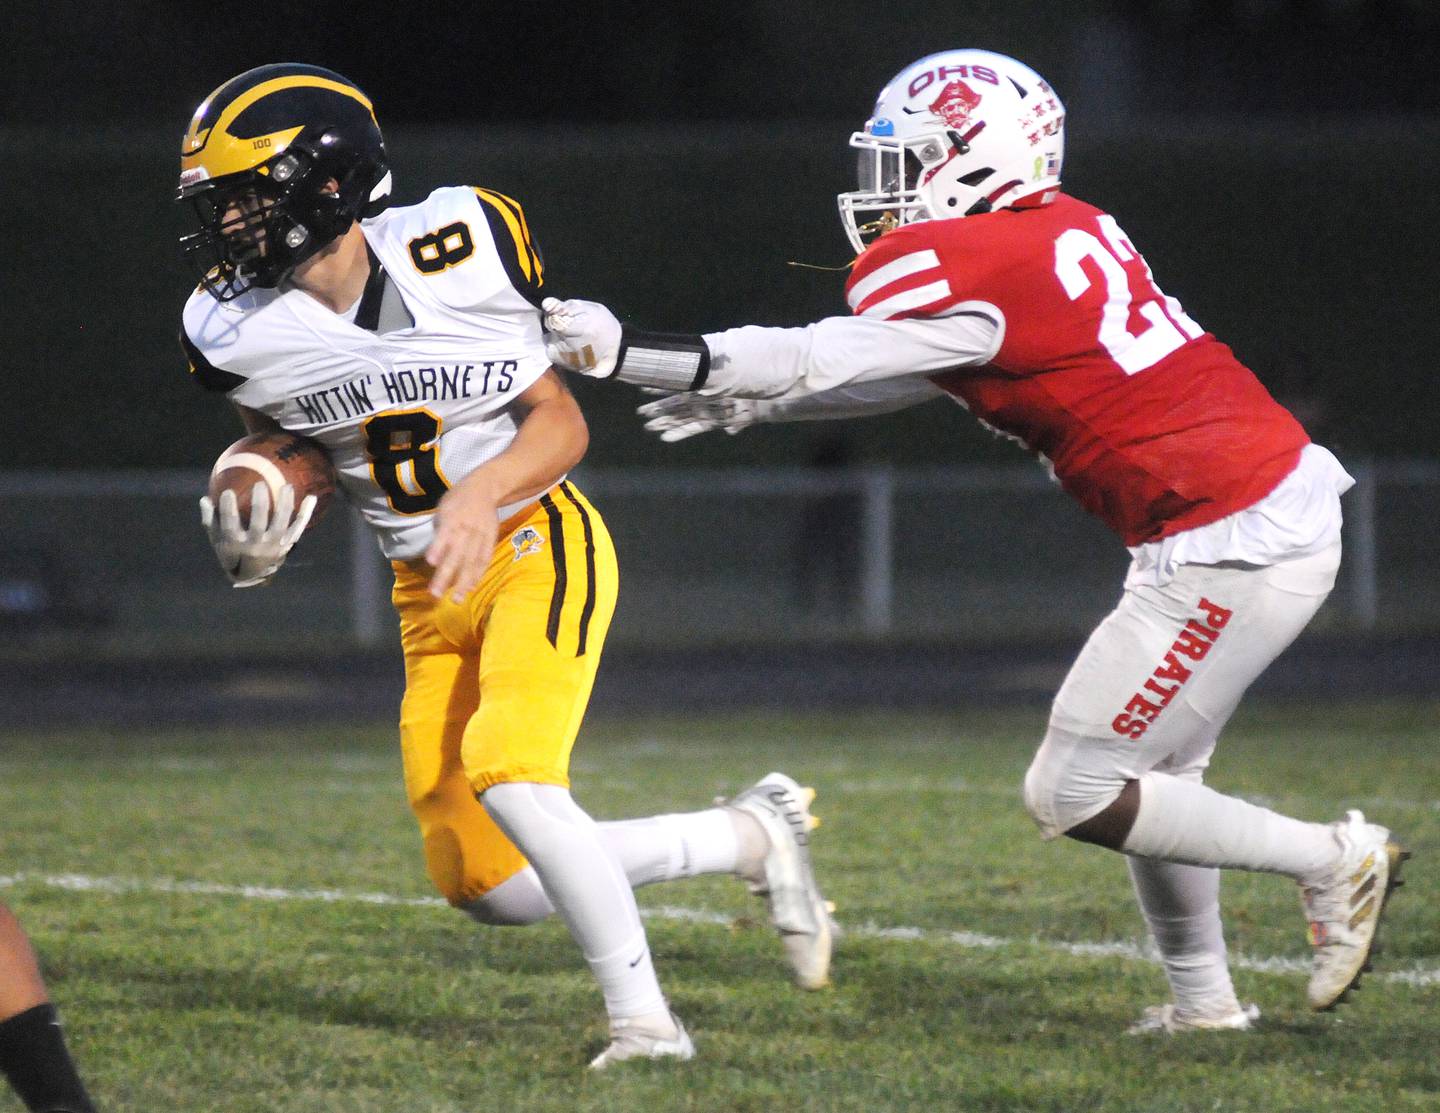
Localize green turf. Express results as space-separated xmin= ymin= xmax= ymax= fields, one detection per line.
xmin=1 ymin=701 xmax=1436 ymax=1111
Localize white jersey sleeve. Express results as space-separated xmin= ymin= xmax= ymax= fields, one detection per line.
xmin=755 ymin=375 xmax=944 ymax=424
xmin=700 ymin=311 xmax=1002 ymax=400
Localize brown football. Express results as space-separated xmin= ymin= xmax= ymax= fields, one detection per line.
xmin=208 ymin=431 xmax=337 ymax=528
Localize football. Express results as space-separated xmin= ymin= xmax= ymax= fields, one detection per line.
xmin=208 ymin=431 xmax=337 ymax=527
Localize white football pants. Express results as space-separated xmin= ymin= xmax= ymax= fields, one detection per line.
xmin=1023 ymin=541 xmax=1341 ymax=839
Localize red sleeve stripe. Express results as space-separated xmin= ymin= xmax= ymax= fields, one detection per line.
xmin=859 ymin=278 xmax=954 ymax=320
xmin=846 ymin=249 xmax=941 ymax=312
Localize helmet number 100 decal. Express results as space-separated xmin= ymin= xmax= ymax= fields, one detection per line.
xmin=408 ymin=222 xmax=475 ymax=275
xmin=364 ymin=409 xmax=451 ymax=514
xmin=1053 ymin=215 xmax=1206 ymax=376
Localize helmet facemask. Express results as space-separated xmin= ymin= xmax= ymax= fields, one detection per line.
xmin=839 ymin=126 xmax=990 ymax=254
xmin=839 ymin=130 xmax=926 ymax=253
xmin=179 ymin=140 xmax=379 ymax=301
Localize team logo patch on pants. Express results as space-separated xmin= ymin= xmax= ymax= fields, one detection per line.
xmin=511 ymin=526 xmax=546 ymax=561
xmin=1111 ymin=597 xmax=1233 ymax=740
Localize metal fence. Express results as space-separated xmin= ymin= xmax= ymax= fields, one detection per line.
xmin=0 ymin=462 xmax=1434 ymax=656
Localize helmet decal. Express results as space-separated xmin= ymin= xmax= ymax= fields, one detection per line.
xmin=180 ymin=69 xmax=377 ymax=181
xmin=927 ymin=80 xmax=983 ymax=129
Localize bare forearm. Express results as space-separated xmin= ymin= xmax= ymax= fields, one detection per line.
xmin=423 ymin=369 xmax=587 ymax=601
xmin=461 ymin=390 xmax=587 ymax=506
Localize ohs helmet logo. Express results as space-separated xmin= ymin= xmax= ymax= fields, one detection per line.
xmin=927 ymin=80 xmax=983 ymax=128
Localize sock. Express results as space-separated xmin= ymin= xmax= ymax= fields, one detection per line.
xmin=1127 ymin=857 xmax=1239 ymax=1015
xmin=0 ymin=1004 xmax=96 ymax=1113
xmin=481 ymin=782 xmax=668 ymax=1020
xmin=582 ymin=931 xmax=668 ymax=1022
xmin=465 ymin=808 xmax=751 ymax=924
xmin=597 ymin=808 xmax=741 ymax=887
xmin=1124 ymin=771 xmax=1340 ymax=880
xmin=730 ymin=809 xmax=769 ymax=884
xmin=607 ymin=1007 xmax=681 ymax=1038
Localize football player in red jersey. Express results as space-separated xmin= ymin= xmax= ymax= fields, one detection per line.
xmin=542 ymin=49 xmax=1409 ymax=1031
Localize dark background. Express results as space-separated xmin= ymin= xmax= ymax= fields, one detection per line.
xmin=6 ymin=0 xmax=1438 ymax=122
xmin=1 ymin=0 xmax=1436 ymax=471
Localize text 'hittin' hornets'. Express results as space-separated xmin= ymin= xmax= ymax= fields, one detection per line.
xmin=291 ymin=361 xmax=519 ymax=424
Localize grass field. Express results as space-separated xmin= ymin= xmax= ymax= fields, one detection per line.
xmin=1 ymin=700 xmax=1436 ymax=1112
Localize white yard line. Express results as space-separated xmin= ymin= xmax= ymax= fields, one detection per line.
xmin=822 ymin=778 xmax=1440 ymax=814
xmin=3 ymin=871 xmax=1436 ymax=987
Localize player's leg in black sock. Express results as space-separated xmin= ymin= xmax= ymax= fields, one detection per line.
xmin=0 ymin=1003 xmax=97 ymax=1113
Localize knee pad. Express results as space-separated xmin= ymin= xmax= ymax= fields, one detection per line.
xmin=1021 ymin=753 xmax=1056 ymax=835
xmin=1023 ymin=726 xmax=1130 ymax=839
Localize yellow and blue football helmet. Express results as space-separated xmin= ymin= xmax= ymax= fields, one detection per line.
xmin=177 ymin=63 xmax=391 ymax=300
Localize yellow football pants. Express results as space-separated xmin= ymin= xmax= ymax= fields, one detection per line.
xmin=391 ymin=482 xmax=618 ymax=907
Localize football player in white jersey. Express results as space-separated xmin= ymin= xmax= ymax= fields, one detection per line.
xmin=177 ymin=64 xmax=833 ymax=1068
xmin=0 ymin=903 xmax=97 ymax=1111
xmin=542 ymin=50 xmax=1409 ymax=1033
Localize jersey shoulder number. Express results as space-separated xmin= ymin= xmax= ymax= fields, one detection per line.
xmin=394 ymin=185 xmax=545 ymax=308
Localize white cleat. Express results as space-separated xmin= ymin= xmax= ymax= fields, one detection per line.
xmin=587 ymin=1012 xmax=695 ymax=1070
xmin=723 ymin=771 xmax=835 ymax=990
xmin=1127 ymin=1001 xmax=1260 ymax=1035
xmin=1302 ymin=809 xmax=1409 ymax=1011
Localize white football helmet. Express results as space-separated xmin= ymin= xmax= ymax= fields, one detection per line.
xmin=838 ymin=50 xmax=1065 ymax=253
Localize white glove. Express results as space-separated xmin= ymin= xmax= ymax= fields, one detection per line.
xmin=637 ymin=393 xmax=762 ymax=443
xmin=542 ymin=296 xmax=622 ymax=378
xmin=199 ymin=482 xmax=317 ymax=588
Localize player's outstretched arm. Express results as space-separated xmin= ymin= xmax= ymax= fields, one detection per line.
xmin=639 ymin=377 xmax=944 ymax=443
xmin=543 ymin=297 xmax=711 ymax=391
xmin=425 ymin=369 xmax=587 ymax=603
xmin=543 ymin=297 xmax=1000 ymax=400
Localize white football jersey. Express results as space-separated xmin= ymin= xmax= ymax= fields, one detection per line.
xmin=182 ymin=185 xmax=552 ymax=559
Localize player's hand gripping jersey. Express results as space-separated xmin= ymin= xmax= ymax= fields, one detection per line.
xmin=182 ymin=186 xmax=548 ymax=559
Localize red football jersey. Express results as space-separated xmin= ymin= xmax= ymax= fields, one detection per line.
xmin=843 ymin=195 xmax=1309 ymax=546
